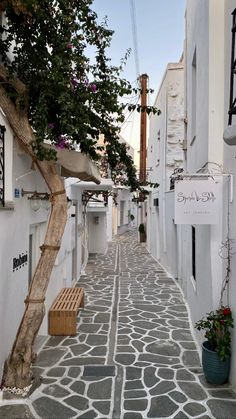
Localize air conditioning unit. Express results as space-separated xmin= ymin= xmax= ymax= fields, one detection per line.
xmin=153 ymin=198 xmax=159 ymax=207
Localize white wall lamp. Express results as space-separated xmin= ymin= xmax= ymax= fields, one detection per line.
xmin=41 ymin=194 xmax=51 ymax=211
xmin=21 ymin=189 xmax=50 ymax=212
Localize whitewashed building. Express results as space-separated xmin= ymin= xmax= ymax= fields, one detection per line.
xmin=72 ymin=178 xmax=114 ymax=260
xmin=181 ymin=0 xmax=236 ymax=387
xmin=222 ymin=0 xmax=236 ymax=388
xmin=146 ymin=60 xmax=184 ymax=274
xmin=113 ymin=185 xmax=138 ymax=236
xmin=0 ymin=113 xmax=101 ymax=380
xmin=112 ymin=138 xmax=138 ymax=236
xmin=147 ymin=0 xmax=236 ymax=387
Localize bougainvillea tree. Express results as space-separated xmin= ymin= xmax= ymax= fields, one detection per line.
xmin=0 ymin=0 xmax=146 ymax=389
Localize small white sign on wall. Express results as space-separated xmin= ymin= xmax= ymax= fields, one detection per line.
xmin=174 ymin=179 xmax=221 ymax=224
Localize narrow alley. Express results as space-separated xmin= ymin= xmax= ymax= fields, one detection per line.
xmin=1 ymin=231 xmax=236 ymax=419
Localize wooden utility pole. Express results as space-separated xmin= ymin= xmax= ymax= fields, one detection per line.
xmin=139 ymin=73 xmax=148 ymax=185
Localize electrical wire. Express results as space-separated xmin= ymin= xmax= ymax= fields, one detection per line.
xmin=130 ymin=0 xmax=140 ymax=79
xmin=120 ymin=94 xmax=140 ymax=129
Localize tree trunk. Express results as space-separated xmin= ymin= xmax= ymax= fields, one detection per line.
xmin=0 ymin=77 xmax=68 ymax=388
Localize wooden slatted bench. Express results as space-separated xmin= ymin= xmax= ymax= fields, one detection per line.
xmin=48 ymin=287 xmax=84 ymax=336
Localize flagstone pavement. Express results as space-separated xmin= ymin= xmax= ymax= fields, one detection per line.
xmin=1 ymin=230 xmax=236 ymax=419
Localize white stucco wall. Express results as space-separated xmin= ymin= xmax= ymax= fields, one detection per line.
xmin=146 ymin=190 xmax=160 ymax=262
xmin=87 ymin=211 xmax=107 ymax=254
xmin=107 ymin=195 xmax=113 ymax=242
xmin=0 ymin=122 xmax=91 ymax=378
xmin=183 ymin=0 xmax=225 ymax=320
xmin=116 ymin=188 xmax=135 ymax=235
xmin=147 ymin=62 xmax=184 ymax=271
xmin=178 ymin=1 xmax=236 ymax=387
xmin=147 ymin=0 xmax=236 ymax=387
xmin=185 ymin=0 xmax=209 ymax=172
xmin=223 ymin=0 xmax=236 ymax=388
xmin=0 ymin=125 xmax=52 ymax=375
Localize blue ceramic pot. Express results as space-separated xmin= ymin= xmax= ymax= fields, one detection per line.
xmin=202 ymin=341 xmax=230 ymax=385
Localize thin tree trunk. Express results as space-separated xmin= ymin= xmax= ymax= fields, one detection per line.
xmin=0 ymin=77 xmax=68 ymax=388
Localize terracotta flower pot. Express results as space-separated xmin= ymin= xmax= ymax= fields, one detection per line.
xmin=202 ymin=341 xmax=230 ymax=385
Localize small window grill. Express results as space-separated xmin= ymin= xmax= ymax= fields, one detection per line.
xmin=228 ymin=8 xmax=236 ymax=125
xmin=0 ymin=125 xmax=5 ymax=207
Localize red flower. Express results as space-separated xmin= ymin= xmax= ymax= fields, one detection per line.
xmin=223 ymin=307 xmax=231 ymax=316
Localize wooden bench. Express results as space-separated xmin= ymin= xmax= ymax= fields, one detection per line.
xmin=48 ymin=287 xmax=84 ymax=336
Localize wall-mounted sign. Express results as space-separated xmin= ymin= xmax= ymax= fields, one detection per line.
xmin=174 ymin=179 xmax=221 ymax=224
xmin=14 ymin=188 xmax=20 ymax=198
xmin=13 ymin=252 xmax=28 ymax=272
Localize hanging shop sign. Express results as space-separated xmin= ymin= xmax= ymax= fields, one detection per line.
xmin=174 ymin=179 xmax=221 ymax=224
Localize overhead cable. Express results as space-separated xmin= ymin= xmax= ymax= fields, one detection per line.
xmin=130 ymin=0 xmax=140 ymax=79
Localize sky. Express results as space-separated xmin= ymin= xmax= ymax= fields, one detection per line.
xmin=92 ymin=0 xmax=186 ymax=161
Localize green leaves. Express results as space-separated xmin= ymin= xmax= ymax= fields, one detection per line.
xmin=195 ymin=307 xmax=234 ymax=361
xmin=0 ymin=0 xmax=160 ymax=190
xmin=127 ymin=103 xmax=161 ymax=115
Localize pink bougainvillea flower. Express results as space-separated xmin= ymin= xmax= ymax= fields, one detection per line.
xmin=56 ymin=142 xmax=65 ymax=149
xmin=56 ymin=135 xmax=68 ymax=149
xmin=90 ymin=83 xmax=97 ymax=93
xmin=47 ymin=123 xmax=55 ymax=129
xmin=58 ymin=134 xmax=67 ymax=140
xmin=71 ymin=77 xmax=80 ymax=87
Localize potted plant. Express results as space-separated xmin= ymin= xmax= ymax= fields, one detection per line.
xmin=138 ymin=223 xmax=146 ymax=243
xmin=195 ymin=306 xmax=234 ymax=384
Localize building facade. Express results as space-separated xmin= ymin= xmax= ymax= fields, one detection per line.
xmin=223 ymin=0 xmax=236 ymax=388
xmin=0 ymin=113 xmax=101 ymax=380
xmin=146 ymin=61 xmax=184 ymax=275
xmin=147 ymin=0 xmax=236 ymax=387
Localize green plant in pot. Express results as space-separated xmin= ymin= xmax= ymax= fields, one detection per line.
xmin=138 ymin=223 xmax=146 ymax=242
xmin=195 ymin=306 xmax=234 ymax=384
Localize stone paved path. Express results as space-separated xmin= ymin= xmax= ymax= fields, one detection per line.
xmin=1 ymin=231 xmax=236 ymax=418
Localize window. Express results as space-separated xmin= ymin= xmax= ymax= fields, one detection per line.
xmin=0 ymin=124 xmax=5 ymax=207
xmin=192 ymin=226 xmax=196 ymax=280
xmin=191 ymin=49 xmax=197 ymax=142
